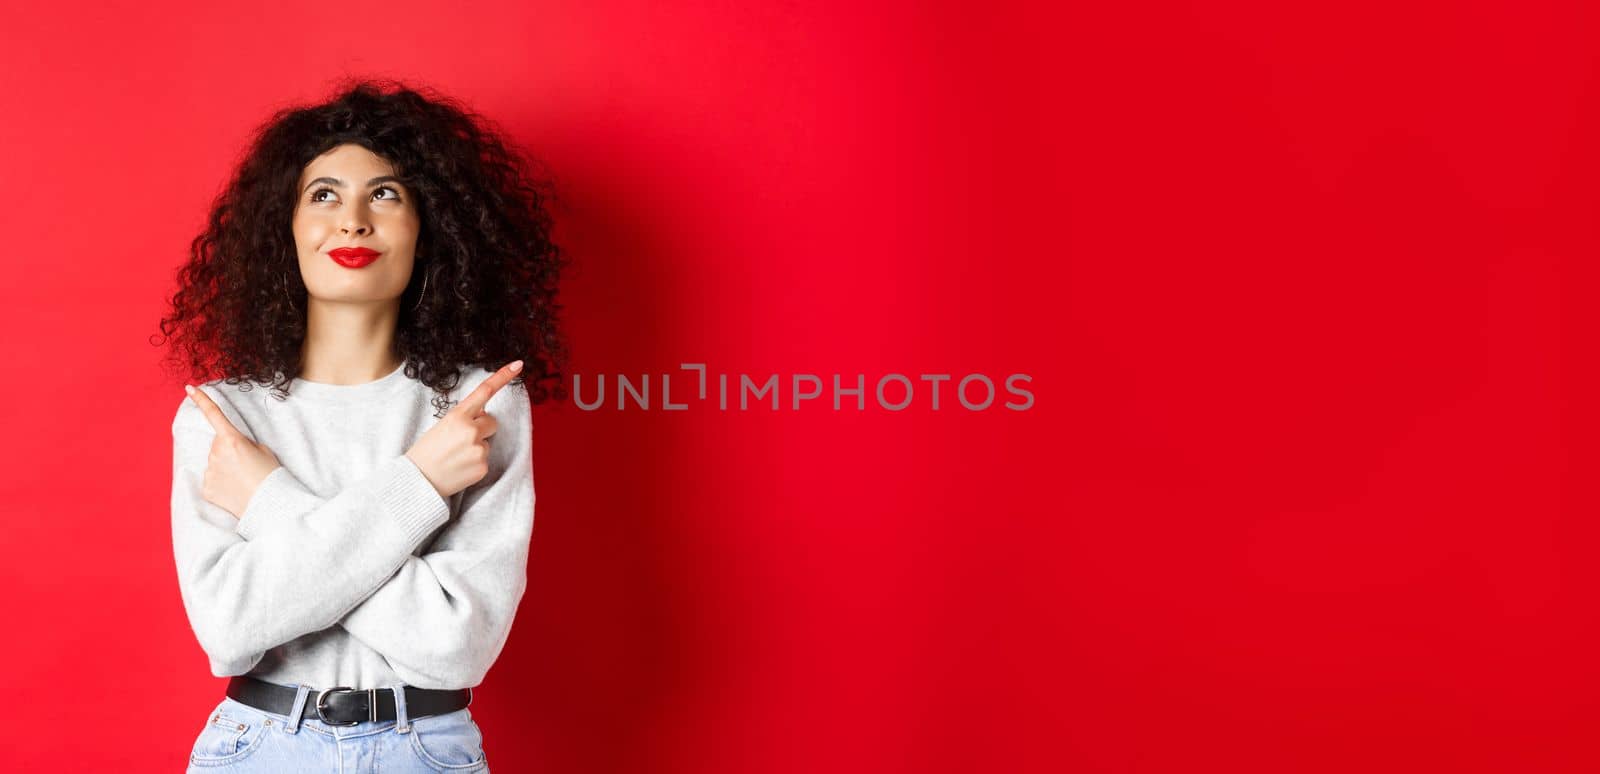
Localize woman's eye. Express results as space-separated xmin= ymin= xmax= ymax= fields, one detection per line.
xmin=374 ymin=186 xmax=401 ymax=201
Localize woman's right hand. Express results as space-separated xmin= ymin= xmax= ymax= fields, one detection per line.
xmin=405 ymin=360 xmax=524 ymax=499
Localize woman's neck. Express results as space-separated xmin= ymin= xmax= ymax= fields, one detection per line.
xmin=299 ymin=298 xmax=403 ymax=385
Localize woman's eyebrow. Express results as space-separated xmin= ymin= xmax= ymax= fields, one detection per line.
xmin=302 ymin=175 xmax=404 ymax=193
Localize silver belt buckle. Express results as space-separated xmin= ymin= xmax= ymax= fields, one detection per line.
xmin=315 ymin=686 xmax=375 ymax=726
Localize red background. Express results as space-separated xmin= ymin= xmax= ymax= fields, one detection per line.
xmin=0 ymin=1 xmax=1586 ymax=771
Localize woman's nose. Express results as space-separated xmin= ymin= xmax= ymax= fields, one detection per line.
xmin=340 ymin=207 xmax=371 ymax=235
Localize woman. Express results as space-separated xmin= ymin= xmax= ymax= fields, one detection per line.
xmin=156 ymin=79 xmax=568 ymax=772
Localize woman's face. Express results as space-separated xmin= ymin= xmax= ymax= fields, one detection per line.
xmin=291 ymin=143 xmax=421 ymax=307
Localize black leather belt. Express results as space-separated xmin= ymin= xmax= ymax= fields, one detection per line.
xmin=226 ymin=675 xmax=473 ymax=726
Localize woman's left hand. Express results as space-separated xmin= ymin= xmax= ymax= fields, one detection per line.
xmin=183 ymin=385 xmax=283 ymax=518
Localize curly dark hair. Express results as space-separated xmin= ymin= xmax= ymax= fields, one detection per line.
xmin=153 ymin=77 xmax=570 ymax=415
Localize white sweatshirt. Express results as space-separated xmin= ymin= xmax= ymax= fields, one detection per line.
xmin=169 ymin=360 xmax=535 ymax=690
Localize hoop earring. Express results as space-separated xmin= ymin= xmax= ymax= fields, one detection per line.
xmin=412 ymin=270 xmax=430 ymax=312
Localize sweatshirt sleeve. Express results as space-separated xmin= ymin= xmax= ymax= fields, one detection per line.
xmin=226 ymin=382 xmax=536 ymax=689
xmin=169 ymin=387 xmax=452 ymax=677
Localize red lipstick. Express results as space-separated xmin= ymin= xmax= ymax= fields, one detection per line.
xmin=328 ymin=247 xmax=381 ymax=268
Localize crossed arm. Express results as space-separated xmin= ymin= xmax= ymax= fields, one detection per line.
xmin=169 ymin=383 xmax=535 ymax=689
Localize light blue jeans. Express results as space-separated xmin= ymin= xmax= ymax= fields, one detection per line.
xmin=185 ymin=683 xmax=489 ymax=772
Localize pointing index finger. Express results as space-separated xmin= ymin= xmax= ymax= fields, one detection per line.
xmin=455 ymin=360 xmax=524 ymax=416
xmin=184 ymin=385 xmax=242 ymax=439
